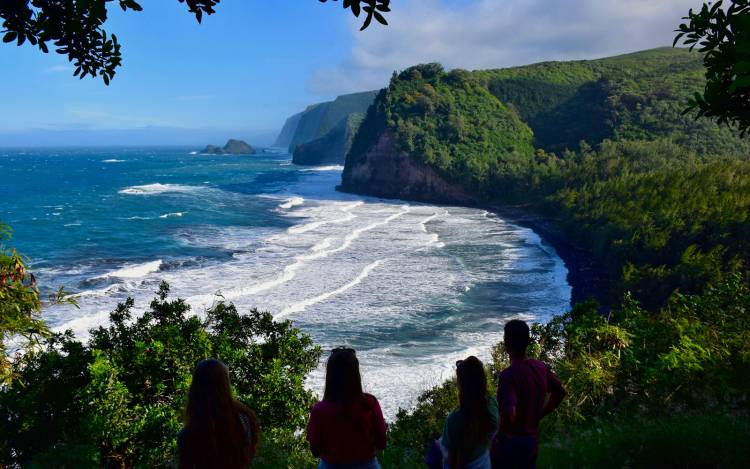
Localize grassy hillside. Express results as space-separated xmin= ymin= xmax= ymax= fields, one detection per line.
xmin=478 ymin=47 xmax=747 ymax=156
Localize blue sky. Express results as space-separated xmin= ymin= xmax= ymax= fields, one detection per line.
xmin=0 ymin=0 xmax=700 ymax=146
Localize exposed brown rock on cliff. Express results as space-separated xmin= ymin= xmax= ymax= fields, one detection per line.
xmin=340 ymin=130 xmax=477 ymax=205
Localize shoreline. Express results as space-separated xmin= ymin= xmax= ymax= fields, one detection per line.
xmin=337 ymin=185 xmax=612 ymax=312
xmin=484 ymin=204 xmax=612 ymax=311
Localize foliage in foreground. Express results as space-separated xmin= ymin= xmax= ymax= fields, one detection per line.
xmin=0 ymin=282 xmax=321 ymax=468
xmin=1 ymin=267 xmax=749 ymax=468
xmin=382 ymin=275 xmax=750 ymax=468
xmin=0 ymin=223 xmax=47 ymax=386
xmin=675 ymin=0 xmax=750 ymax=135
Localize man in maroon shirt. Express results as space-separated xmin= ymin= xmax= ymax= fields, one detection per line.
xmin=491 ymin=319 xmax=566 ymax=469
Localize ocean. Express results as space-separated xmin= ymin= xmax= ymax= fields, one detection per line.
xmin=0 ymin=147 xmax=571 ymax=418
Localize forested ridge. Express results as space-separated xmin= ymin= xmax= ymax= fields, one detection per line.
xmin=344 ymin=47 xmax=750 ymax=309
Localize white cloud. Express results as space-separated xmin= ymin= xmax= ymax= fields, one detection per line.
xmin=309 ymin=0 xmax=702 ymax=94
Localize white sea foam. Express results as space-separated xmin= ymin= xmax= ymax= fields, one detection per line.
xmin=92 ymin=260 xmax=162 ymax=280
xmin=119 ymin=183 xmax=204 ymax=196
xmin=277 ymin=260 xmax=384 ymax=319
xmin=310 ymin=238 xmax=333 ymax=252
xmin=300 ymin=165 xmax=345 ymax=172
xmin=159 ymin=212 xmax=185 ymax=219
xmin=102 ymin=159 xmax=125 ymax=163
xmin=41 ymin=168 xmax=571 ymax=420
xmin=286 ymin=202 xmax=362 ymax=234
xmin=189 ymin=151 xmax=198 ymax=155
xmin=193 ymin=206 xmax=410 ymax=305
xmin=279 ymin=197 xmax=304 ymax=209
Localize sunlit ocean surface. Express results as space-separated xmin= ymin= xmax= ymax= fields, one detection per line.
xmin=0 ymin=147 xmax=570 ymax=418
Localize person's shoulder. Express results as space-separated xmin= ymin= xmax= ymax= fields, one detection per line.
xmin=527 ymin=358 xmax=548 ymax=366
xmin=363 ymin=393 xmax=380 ymax=406
xmin=445 ymin=407 xmax=463 ymax=425
xmin=310 ymin=399 xmax=333 ymax=418
xmin=499 ymin=365 xmax=516 ymax=380
xmin=528 ymin=359 xmax=553 ymax=372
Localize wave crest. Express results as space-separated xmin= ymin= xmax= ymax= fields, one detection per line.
xmin=92 ymin=260 xmax=163 ymax=280
xmin=119 ymin=183 xmax=204 ymax=196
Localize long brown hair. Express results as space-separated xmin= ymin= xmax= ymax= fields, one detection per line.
xmin=456 ymin=356 xmax=493 ymax=452
xmin=323 ymin=347 xmax=363 ymax=404
xmin=181 ymin=359 xmax=259 ymax=469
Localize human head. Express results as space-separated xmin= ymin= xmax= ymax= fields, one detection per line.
xmin=188 ymin=358 xmax=232 ymax=408
xmin=323 ymin=346 xmax=363 ymax=404
xmin=184 ymin=359 xmax=254 ymax=469
xmin=455 ymin=356 xmax=492 ymax=446
xmin=455 ymin=355 xmax=488 ymax=407
xmin=504 ymin=319 xmax=530 ymax=356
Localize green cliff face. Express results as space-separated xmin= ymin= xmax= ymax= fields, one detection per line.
xmin=274 ymin=111 xmax=303 ymax=148
xmin=277 ymin=90 xmax=377 ymax=155
xmin=292 ymin=113 xmax=364 ymax=165
xmin=342 ymin=63 xmax=536 ymax=199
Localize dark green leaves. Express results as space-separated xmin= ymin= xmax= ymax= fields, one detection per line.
xmin=674 ymin=0 xmax=750 ymax=135
xmin=320 ymin=0 xmax=391 ymax=30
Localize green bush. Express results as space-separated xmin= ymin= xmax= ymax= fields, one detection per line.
xmin=0 ymin=282 xmax=321 ymax=468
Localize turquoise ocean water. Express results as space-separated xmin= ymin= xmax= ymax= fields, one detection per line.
xmin=0 ymin=147 xmax=570 ymax=417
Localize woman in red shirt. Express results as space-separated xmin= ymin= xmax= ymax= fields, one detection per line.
xmin=307 ymin=347 xmax=387 ymax=469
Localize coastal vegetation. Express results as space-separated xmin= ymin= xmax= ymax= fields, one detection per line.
xmin=0 ymin=282 xmax=321 ymax=467
xmin=344 ymin=48 xmax=750 ymax=309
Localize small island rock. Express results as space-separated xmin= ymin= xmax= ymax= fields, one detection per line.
xmin=200 ymin=139 xmax=256 ymax=155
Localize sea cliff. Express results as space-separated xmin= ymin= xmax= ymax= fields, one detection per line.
xmin=339 ymin=48 xmax=750 ymax=309
xmin=275 ymin=91 xmax=377 ymax=165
